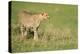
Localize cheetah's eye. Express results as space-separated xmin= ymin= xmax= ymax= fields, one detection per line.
xmin=46 ymin=14 xmax=48 ymax=16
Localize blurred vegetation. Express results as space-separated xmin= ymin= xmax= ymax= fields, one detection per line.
xmin=10 ymin=1 xmax=78 ymax=52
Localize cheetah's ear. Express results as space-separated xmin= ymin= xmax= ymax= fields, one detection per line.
xmin=41 ymin=12 xmax=44 ymax=16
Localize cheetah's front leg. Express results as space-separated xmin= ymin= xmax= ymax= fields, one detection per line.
xmin=33 ymin=28 xmax=38 ymax=41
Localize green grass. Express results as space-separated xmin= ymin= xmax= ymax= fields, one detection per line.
xmin=10 ymin=1 xmax=78 ymax=52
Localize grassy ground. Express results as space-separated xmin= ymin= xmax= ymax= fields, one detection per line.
xmin=10 ymin=1 xmax=78 ymax=53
